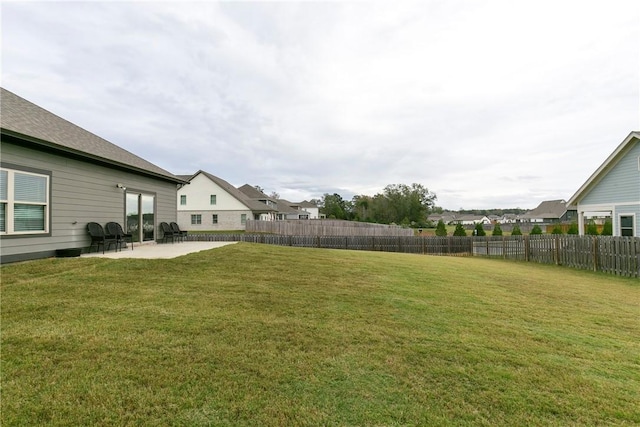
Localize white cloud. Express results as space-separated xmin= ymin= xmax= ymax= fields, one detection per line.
xmin=2 ymin=0 xmax=638 ymax=209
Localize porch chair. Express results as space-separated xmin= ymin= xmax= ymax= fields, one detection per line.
xmin=170 ymin=222 xmax=188 ymax=242
xmin=106 ymin=222 xmax=134 ymax=250
xmin=87 ymin=222 xmax=119 ymax=253
xmin=159 ymin=222 xmax=177 ymax=244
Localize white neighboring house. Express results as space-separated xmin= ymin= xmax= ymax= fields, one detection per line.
xmin=456 ymin=215 xmax=491 ymax=225
xmin=290 ymin=200 xmax=320 ymax=219
xmin=177 ymin=170 xmax=276 ymax=231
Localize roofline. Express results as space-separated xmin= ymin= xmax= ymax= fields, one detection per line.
xmin=567 ymin=131 xmax=640 ymax=206
xmin=2 ymin=128 xmax=188 ymax=184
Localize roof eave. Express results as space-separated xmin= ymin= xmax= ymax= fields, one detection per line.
xmin=2 ymin=128 xmax=187 ymax=184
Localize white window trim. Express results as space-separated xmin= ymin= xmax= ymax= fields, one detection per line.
xmin=1 ymin=167 xmax=50 ymax=235
xmin=618 ymin=213 xmax=636 ymax=237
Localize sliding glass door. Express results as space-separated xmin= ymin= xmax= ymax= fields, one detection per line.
xmin=126 ymin=192 xmax=155 ymax=242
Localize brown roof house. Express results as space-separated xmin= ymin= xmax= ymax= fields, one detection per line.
xmin=0 ymin=88 xmax=186 ymax=263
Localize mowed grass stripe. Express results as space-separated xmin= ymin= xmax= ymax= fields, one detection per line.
xmin=2 ymin=243 xmax=638 ymax=426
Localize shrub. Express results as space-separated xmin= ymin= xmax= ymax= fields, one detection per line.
xmin=530 ymin=224 xmax=543 ymax=235
xmin=551 ymin=225 xmax=563 ymax=234
xmin=453 ymin=223 xmax=467 ymax=236
xmin=511 ymin=224 xmax=522 ymax=235
xmin=435 ymin=220 xmax=447 ymax=236
xmin=492 ymin=223 xmax=503 ymax=236
xmin=567 ymin=222 xmax=579 ymax=235
xmin=601 ymin=219 xmax=613 ymax=236
xmin=586 ymin=220 xmax=599 ymax=236
xmin=474 ymin=223 xmax=486 ymax=236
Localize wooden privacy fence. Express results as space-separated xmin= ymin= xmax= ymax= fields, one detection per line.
xmin=188 ymin=234 xmax=640 ymax=278
xmin=245 ymin=219 xmax=414 ymax=236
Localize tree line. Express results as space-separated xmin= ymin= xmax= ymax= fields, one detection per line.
xmin=319 ymin=183 xmax=437 ymax=228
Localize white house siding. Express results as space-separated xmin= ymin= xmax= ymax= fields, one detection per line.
xmin=177 ymin=174 xmax=252 ymax=231
xmin=178 ymin=210 xmax=250 ymax=231
xmin=1 ymin=142 xmax=179 ymax=262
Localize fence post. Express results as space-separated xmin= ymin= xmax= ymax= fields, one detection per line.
xmin=593 ymin=236 xmax=598 ymax=272
xmin=555 ymin=234 xmax=560 ymax=265
xmin=524 ymin=235 xmax=530 ymax=262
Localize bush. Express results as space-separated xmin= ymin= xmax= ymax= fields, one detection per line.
xmin=474 ymin=223 xmax=486 ymax=236
xmin=453 ymin=223 xmax=467 ymax=236
xmin=602 ymin=219 xmax=612 ymax=236
xmin=530 ymin=224 xmax=543 ymax=235
xmin=586 ymin=220 xmax=599 ymax=236
xmin=435 ymin=220 xmax=448 ymax=236
xmin=511 ymin=224 xmax=522 ymax=236
xmin=551 ymin=225 xmax=563 ymax=234
xmin=492 ymin=223 xmax=503 ymax=236
xmin=567 ymin=223 xmax=579 ymax=235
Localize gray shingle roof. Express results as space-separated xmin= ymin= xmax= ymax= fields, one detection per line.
xmin=1 ymin=87 xmax=184 ymax=183
xmin=194 ymin=171 xmax=277 ymax=212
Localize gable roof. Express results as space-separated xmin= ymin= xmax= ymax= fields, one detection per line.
xmin=237 ymin=184 xmax=275 ymax=200
xmin=0 ymin=87 xmax=185 ymax=184
xmin=568 ymin=131 xmax=640 ymax=206
xmin=522 ymin=199 xmax=568 ymax=220
xmin=190 ymin=171 xmax=276 ymax=212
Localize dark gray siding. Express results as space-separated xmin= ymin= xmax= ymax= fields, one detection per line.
xmin=1 ymin=142 xmax=178 ymax=263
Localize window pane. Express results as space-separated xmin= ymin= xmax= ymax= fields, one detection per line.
xmin=181 ymin=195 xmax=187 ymax=205
xmin=0 ymin=170 xmax=7 ymax=200
xmin=15 ymin=173 xmax=47 ymax=202
xmin=210 ymin=195 xmax=216 ymax=205
xmin=620 ymin=216 xmax=633 ymax=228
xmin=14 ymin=204 xmax=45 ymax=231
xmin=0 ymin=203 xmax=5 ymax=232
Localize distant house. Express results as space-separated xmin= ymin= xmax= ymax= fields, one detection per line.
xmin=288 ymin=200 xmax=320 ymax=219
xmin=455 ymin=214 xmax=490 ymax=225
xmin=276 ymin=199 xmax=312 ymax=220
xmin=0 ymin=87 xmax=186 ymax=263
xmin=567 ymin=131 xmax=640 ymax=236
xmin=521 ymin=200 xmax=575 ymax=224
xmin=177 ymin=171 xmax=276 ymax=231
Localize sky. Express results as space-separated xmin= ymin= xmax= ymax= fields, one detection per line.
xmin=2 ymin=1 xmax=639 ymax=210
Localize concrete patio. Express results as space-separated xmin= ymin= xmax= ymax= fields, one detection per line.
xmin=81 ymin=241 xmax=237 ymax=259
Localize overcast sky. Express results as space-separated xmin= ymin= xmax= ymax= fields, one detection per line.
xmin=2 ymin=1 xmax=639 ymax=210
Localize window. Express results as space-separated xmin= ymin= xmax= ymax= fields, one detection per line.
xmin=212 ymin=214 xmax=218 ymax=224
xmin=191 ymin=214 xmax=201 ymax=225
xmin=0 ymin=167 xmax=50 ymax=235
xmin=180 ymin=195 xmax=187 ymax=205
xmin=620 ymin=215 xmax=634 ymax=237
xmin=210 ymin=194 xmax=217 ymax=205
xmin=241 ymin=214 xmax=247 ymax=225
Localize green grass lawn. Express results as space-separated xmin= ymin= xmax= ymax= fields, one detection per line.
xmin=2 ymin=243 xmax=638 ymax=426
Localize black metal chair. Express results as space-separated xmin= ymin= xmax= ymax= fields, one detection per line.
xmin=106 ymin=222 xmax=134 ymax=250
xmin=159 ymin=222 xmax=177 ymax=244
xmin=87 ymin=222 xmax=119 ymax=253
xmin=170 ymin=222 xmax=188 ymax=242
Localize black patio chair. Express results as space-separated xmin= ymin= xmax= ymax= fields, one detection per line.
xmin=87 ymin=222 xmax=119 ymax=253
xmin=106 ymin=221 xmax=134 ymax=250
xmin=170 ymin=222 xmax=188 ymax=242
xmin=159 ymin=222 xmax=177 ymax=244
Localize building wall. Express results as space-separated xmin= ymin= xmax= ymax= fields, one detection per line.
xmin=1 ymin=141 xmax=178 ymax=263
xmin=581 ymin=141 xmax=640 ymax=206
xmin=178 ymin=210 xmax=250 ymax=231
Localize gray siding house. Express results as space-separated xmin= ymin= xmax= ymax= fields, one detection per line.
xmin=1 ymin=88 xmax=186 ymax=263
xmin=567 ymin=131 xmax=640 ymax=236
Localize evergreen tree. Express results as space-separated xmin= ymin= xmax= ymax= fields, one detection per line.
xmin=474 ymin=223 xmax=486 ymax=236
xmin=435 ymin=219 xmax=447 ymax=236
xmin=453 ymin=223 xmax=467 ymax=236
xmin=601 ymin=219 xmax=613 ymax=236
xmin=511 ymin=224 xmax=522 ymax=236
xmin=551 ymin=225 xmax=563 ymax=234
xmin=567 ymin=222 xmax=579 ymax=235
xmin=492 ymin=223 xmax=503 ymax=236
xmin=530 ymin=224 xmax=543 ymax=235
xmin=586 ymin=220 xmax=599 ymax=235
